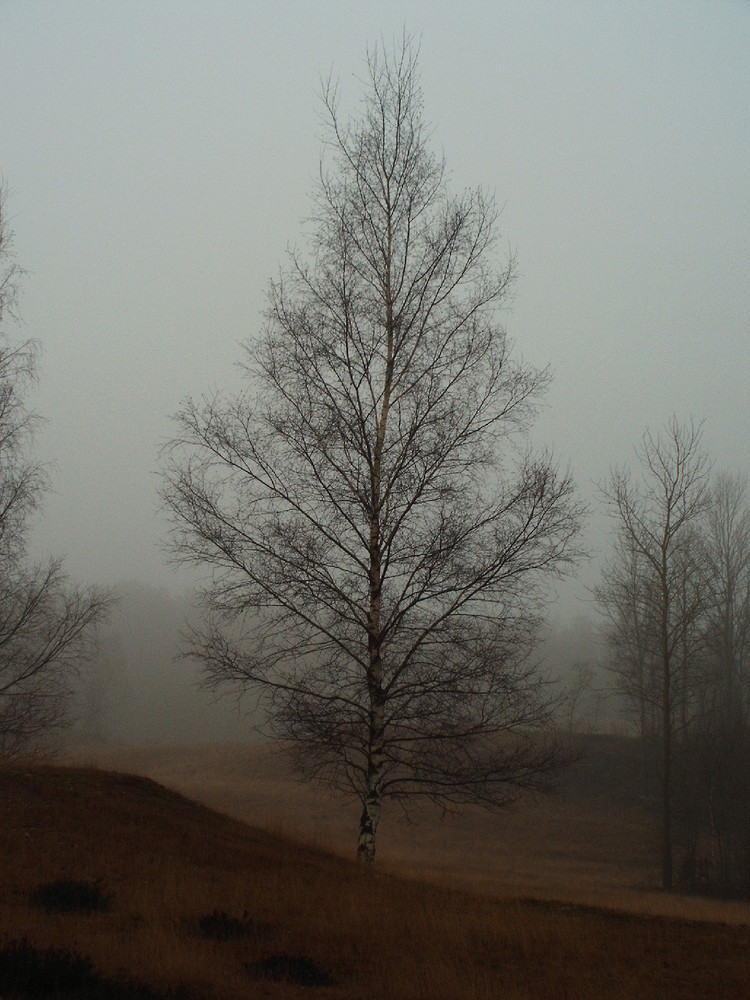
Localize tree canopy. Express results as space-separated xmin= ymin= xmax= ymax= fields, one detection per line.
xmin=162 ymin=37 xmax=583 ymax=861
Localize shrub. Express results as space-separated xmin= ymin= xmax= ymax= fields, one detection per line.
xmin=244 ymin=952 xmax=335 ymax=987
xmin=30 ymin=878 xmax=111 ymax=914
xmin=197 ymin=909 xmax=268 ymax=941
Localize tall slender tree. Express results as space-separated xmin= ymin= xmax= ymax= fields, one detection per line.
xmin=598 ymin=417 xmax=709 ymax=889
xmin=700 ymin=473 xmax=750 ymax=726
xmin=162 ymin=37 xmax=583 ymax=862
xmin=596 ymin=536 xmax=659 ymax=743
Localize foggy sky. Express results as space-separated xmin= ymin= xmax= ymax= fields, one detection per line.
xmin=1 ymin=1 xmax=748 ymax=618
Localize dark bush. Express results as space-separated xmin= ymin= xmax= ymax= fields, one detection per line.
xmin=244 ymin=952 xmax=335 ymax=987
xmin=197 ymin=909 xmax=268 ymax=941
xmin=0 ymin=937 xmax=94 ymax=995
xmin=0 ymin=938 xmax=189 ymax=999
xmin=29 ymin=878 xmax=111 ymax=914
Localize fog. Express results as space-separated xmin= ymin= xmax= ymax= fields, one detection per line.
xmin=1 ymin=3 xmax=748 ymax=739
xmin=65 ymin=581 xmax=609 ymax=748
xmin=70 ymin=582 xmax=252 ymax=745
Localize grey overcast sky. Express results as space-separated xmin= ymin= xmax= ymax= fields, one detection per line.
xmin=1 ymin=1 xmax=748 ymax=616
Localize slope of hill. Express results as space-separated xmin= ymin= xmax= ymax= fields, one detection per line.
xmin=63 ymin=736 xmax=750 ymax=922
xmin=1 ymin=763 xmax=750 ymax=999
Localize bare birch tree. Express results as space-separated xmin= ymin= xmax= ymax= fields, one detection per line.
xmin=0 ymin=188 xmax=111 ymax=758
xmin=598 ymin=416 xmax=710 ymax=889
xmin=161 ymin=38 xmax=583 ymax=862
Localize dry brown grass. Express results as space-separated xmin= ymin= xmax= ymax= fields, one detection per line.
xmin=63 ymin=737 xmax=750 ymax=923
xmin=0 ymin=742 xmax=749 ymax=998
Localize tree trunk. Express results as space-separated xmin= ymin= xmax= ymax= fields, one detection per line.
xmin=357 ymin=260 xmax=392 ymax=865
xmin=661 ymin=735 xmax=673 ymax=890
xmin=357 ymin=783 xmax=382 ymax=864
xmin=357 ymin=686 xmax=385 ymax=863
xmin=661 ymin=582 xmax=673 ymax=891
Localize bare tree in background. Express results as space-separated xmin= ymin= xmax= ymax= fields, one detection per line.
xmin=684 ymin=473 xmax=750 ymax=890
xmin=0 ymin=188 xmax=111 ymax=758
xmin=161 ymin=37 xmax=583 ymax=863
xmin=598 ymin=417 xmax=710 ymax=889
xmin=700 ymin=473 xmax=750 ymax=726
xmin=596 ymin=536 xmax=660 ymax=745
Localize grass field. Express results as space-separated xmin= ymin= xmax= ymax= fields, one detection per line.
xmin=0 ymin=738 xmax=748 ymax=998
xmin=62 ymin=736 xmax=750 ymax=923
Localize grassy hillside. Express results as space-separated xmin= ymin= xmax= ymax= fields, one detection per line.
xmin=1 ymin=763 xmax=749 ymax=999
xmin=62 ymin=736 xmax=750 ymax=920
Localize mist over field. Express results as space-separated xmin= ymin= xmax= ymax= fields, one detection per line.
xmin=69 ymin=583 xmax=253 ymax=747
xmin=65 ymin=584 xmax=611 ymax=748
